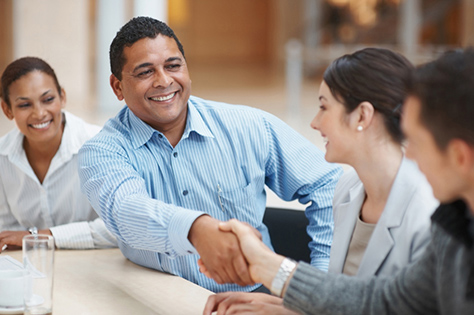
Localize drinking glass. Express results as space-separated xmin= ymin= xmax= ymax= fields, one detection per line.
xmin=23 ymin=235 xmax=54 ymax=315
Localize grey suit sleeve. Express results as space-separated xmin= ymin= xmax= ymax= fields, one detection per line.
xmin=283 ymin=239 xmax=439 ymax=315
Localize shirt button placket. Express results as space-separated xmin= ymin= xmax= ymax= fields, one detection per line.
xmin=172 ymin=150 xmax=188 ymax=197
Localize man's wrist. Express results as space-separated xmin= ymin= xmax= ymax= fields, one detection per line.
xmin=188 ymin=214 xmax=212 ymax=246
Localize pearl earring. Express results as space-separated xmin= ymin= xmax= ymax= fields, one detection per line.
xmin=357 ymin=125 xmax=363 ymax=131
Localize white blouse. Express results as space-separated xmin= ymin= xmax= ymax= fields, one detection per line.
xmin=0 ymin=111 xmax=117 ymax=249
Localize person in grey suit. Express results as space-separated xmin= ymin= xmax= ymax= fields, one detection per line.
xmin=204 ymin=49 xmax=474 ymax=315
xmin=203 ymin=48 xmax=438 ymax=314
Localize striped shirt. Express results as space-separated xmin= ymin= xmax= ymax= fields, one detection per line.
xmin=79 ymin=96 xmax=341 ymax=292
xmin=0 ymin=111 xmax=117 ymax=249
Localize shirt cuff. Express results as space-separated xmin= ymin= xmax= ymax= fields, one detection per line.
xmin=167 ymin=209 xmax=206 ymax=256
xmin=310 ymin=257 xmax=329 ymax=272
xmin=50 ymin=222 xmax=95 ymax=249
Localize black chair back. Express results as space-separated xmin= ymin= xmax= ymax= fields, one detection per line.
xmin=263 ymin=207 xmax=312 ymax=263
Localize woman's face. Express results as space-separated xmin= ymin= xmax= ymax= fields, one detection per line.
xmin=311 ymin=80 xmax=355 ymax=164
xmin=1 ymin=70 xmax=65 ymax=146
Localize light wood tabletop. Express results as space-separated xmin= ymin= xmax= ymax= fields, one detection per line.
xmin=2 ymin=248 xmax=214 ymax=315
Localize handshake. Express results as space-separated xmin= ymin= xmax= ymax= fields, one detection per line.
xmin=197 ymin=219 xmax=286 ymax=287
xmin=193 ymin=218 xmax=298 ymax=315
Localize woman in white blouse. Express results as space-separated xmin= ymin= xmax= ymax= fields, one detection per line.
xmin=203 ymin=48 xmax=439 ymax=314
xmin=0 ymin=57 xmax=117 ymax=251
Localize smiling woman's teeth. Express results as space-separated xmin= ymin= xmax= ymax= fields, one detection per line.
xmin=31 ymin=121 xmax=51 ymax=129
xmin=151 ymin=93 xmax=175 ymax=101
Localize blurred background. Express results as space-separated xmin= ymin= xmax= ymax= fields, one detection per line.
xmin=0 ymin=0 xmax=473 ymax=206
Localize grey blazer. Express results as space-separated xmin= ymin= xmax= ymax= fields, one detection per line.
xmin=328 ymin=157 xmax=439 ymax=278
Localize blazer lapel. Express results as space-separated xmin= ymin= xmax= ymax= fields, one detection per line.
xmin=357 ymin=158 xmax=414 ymax=277
xmin=329 ymin=181 xmax=365 ymax=274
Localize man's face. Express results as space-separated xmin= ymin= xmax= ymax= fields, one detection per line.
xmin=402 ymin=96 xmax=461 ymax=203
xmin=110 ymin=35 xmax=191 ymax=133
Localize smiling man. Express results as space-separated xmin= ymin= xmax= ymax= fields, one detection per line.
xmin=78 ymin=17 xmax=341 ymax=293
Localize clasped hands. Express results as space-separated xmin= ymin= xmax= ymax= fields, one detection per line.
xmin=190 ymin=215 xmax=282 ymax=287
xmin=191 ymin=216 xmax=296 ymax=315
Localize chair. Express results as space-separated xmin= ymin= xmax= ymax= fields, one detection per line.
xmin=263 ymin=207 xmax=312 ymax=263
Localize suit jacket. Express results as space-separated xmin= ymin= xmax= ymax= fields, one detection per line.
xmin=328 ymin=157 xmax=439 ymax=278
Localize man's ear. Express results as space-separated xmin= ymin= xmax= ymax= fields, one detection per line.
xmin=1 ymin=99 xmax=13 ymax=120
xmin=447 ymin=139 xmax=474 ymax=174
xmin=350 ymin=101 xmax=375 ymax=130
xmin=110 ymin=74 xmax=124 ymax=101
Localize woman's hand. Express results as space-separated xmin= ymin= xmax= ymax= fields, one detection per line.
xmin=0 ymin=229 xmax=52 ymax=252
xmin=0 ymin=230 xmax=29 ymax=251
xmin=203 ymin=292 xmax=282 ymax=314
xmin=203 ymin=291 xmax=299 ymax=315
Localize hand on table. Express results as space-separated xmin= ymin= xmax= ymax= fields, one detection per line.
xmin=0 ymin=229 xmax=53 ymax=253
xmin=0 ymin=230 xmax=29 ymax=252
xmin=189 ymin=215 xmax=254 ymax=286
xmin=203 ymin=291 xmax=299 ymax=315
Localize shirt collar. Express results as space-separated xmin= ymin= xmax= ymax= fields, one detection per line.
xmin=128 ymin=109 xmax=156 ymax=149
xmin=0 ymin=111 xmax=78 ymax=158
xmin=0 ymin=111 xmax=78 ymax=178
xmin=0 ymin=127 xmax=24 ymax=160
xmin=128 ymin=99 xmax=214 ymax=149
xmin=183 ymin=98 xmax=214 ymax=140
xmin=59 ymin=111 xmax=86 ymax=155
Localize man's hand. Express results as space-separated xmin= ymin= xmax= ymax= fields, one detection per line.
xmin=0 ymin=229 xmax=53 ymax=253
xmin=189 ymin=215 xmax=253 ymax=286
xmin=203 ymin=291 xmax=299 ymax=315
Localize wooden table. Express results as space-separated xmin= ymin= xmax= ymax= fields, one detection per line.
xmin=3 ymin=248 xmax=214 ymax=315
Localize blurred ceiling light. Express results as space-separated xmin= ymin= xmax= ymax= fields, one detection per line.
xmin=168 ymin=0 xmax=189 ymax=28
xmin=327 ymin=0 xmax=351 ymax=7
xmin=350 ymin=0 xmax=378 ymax=26
xmin=328 ymin=0 xmax=393 ymax=27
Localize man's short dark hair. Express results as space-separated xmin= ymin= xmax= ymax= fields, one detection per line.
xmin=109 ymin=16 xmax=185 ymax=80
xmin=409 ymin=48 xmax=474 ymax=150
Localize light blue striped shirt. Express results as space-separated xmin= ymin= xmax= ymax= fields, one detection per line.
xmin=79 ymin=96 xmax=341 ymax=292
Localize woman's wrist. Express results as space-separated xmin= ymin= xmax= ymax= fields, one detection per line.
xmin=281 ymin=263 xmax=297 ymax=297
xmin=270 ymin=258 xmax=297 ymax=297
xmin=253 ymin=252 xmax=285 ymax=288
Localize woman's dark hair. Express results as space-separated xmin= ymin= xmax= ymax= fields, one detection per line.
xmin=323 ymin=47 xmax=414 ymax=144
xmin=1 ymin=57 xmax=62 ymax=108
xmin=408 ymin=48 xmax=474 ymax=150
xmin=110 ymin=16 xmax=185 ymax=81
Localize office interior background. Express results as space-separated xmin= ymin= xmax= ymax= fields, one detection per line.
xmin=1 ymin=0 xmax=473 ymax=207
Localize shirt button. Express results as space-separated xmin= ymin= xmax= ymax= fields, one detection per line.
xmin=158 ymin=134 xmax=163 ymax=138
xmin=183 ymin=190 xmax=188 ymax=196
xmin=173 ymin=152 xmax=178 ymax=158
